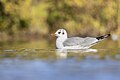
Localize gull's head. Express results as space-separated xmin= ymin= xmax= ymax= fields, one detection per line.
xmin=55 ymin=29 xmax=67 ymax=38
xmin=51 ymin=29 xmax=67 ymax=49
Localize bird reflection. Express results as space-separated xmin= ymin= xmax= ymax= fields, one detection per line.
xmin=55 ymin=49 xmax=98 ymax=58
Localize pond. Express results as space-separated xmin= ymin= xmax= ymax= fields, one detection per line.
xmin=0 ymin=40 xmax=120 ymax=80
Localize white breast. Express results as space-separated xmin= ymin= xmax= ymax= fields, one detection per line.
xmin=56 ymin=37 xmax=67 ymax=49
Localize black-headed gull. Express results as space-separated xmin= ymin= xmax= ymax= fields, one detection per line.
xmin=51 ymin=29 xmax=110 ymax=49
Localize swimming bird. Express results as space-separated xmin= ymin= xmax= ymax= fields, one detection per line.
xmin=51 ymin=29 xmax=110 ymax=49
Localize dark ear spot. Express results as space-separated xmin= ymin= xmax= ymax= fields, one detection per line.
xmin=62 ymin=32 xmax=64 ymax=35
xmin=58 ymin=32 xmax=61 ymax=34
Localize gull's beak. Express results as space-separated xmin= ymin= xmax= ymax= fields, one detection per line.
xmin=50 ymin=33 xmax=56 ymax=36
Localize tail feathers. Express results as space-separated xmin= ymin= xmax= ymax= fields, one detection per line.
xmin=96 ymin=34 xmax=111 ymax=40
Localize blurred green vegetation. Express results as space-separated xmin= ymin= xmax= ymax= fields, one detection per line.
xmin=0 ymin=0 xmax=119 ymax=41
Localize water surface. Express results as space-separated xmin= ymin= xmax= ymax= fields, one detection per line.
xmin=0 ymin=40 xmax=120 ymax=80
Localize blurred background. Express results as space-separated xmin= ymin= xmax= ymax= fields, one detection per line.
xmin=0 ymin=0 xmax=120 ymax=47
xmin=0 ymin=1 xmax=120 ymax=80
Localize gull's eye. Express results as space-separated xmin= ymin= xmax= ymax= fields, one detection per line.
xmin=58 ymin=32 xmax=61 ymax=34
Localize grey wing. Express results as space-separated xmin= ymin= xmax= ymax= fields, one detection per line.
xmin=80 ymin=37 xmax=99 ymax=47
xmin=63 ymin=37 xmax=85 ymax=46
xmin=63 ymin=37 xmax=99 ymax=47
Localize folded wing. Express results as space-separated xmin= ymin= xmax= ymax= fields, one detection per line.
xmin=63 ymin=37 xmax=98 ymax=47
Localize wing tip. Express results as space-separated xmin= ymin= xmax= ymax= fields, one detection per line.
xmin=96 ymin=34 xmax=111 ymax=40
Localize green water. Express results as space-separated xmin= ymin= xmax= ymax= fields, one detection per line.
xmin=0 ymin=40 xmax=120 ymax=80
